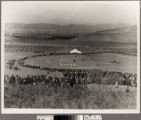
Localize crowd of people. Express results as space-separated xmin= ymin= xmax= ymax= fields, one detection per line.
xmin=4 ymin=69 xmax=88 ymax=87
xmin=5 ymin=54 xmax=137 ymax=87
xmin=89 ymin=70 xmax=137 ymax=86
xmin=5 ymin=54 xmax=89 ymax=87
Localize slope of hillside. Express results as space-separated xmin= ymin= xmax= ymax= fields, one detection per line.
xmin=5 ymin=23 xmax=129 ymax=34
xmin=96 ymin=26 xmax=137 ymax=34
xmin=4 ymin=23 xmax=137 ymax=43
xmin=78 ymin=26 xmax=137 ymax=43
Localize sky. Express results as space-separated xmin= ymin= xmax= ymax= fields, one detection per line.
xmin=2 ymin=1 xmax=139 ymax=25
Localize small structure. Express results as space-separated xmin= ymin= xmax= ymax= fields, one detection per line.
xmin=70 ymin=49 xmax=82 ymax=54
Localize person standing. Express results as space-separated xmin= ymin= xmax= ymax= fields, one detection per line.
xmin=115 ymin=81 xmax=119 ymax=88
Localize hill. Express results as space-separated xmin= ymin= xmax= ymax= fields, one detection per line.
xmin=4 ymin=23 xmax=137 ymax=43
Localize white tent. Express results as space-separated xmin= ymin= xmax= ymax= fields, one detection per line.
xmin=70 ymin=49 xmax=82 ymax=54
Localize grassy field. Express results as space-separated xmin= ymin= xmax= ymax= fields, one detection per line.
xmin=4 ymin=51 xmax=137 ymax=76
xmin=24 ymin=53 xmax=137 ymax=73
xmin=4 ymin=83 xmax=136 ymax=109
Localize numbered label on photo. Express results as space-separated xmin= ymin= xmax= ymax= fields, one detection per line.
xmin=84 ymin=115 xmax=102 ymax=120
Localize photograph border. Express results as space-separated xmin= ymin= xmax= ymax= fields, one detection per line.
xmin=1 ymin=1 xmax=140 ymax=114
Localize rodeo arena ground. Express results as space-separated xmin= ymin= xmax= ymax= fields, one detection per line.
xmin=4 ymin=42 xmax=137 ymax=109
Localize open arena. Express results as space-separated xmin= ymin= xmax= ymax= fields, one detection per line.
xmin=24 ymin=53 xmax=137 ymax=73
xmin=5 ymin=51 xmax=137 ymax=76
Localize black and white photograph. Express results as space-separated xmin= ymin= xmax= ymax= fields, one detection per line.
xmin=1 ymin=1 xmax=140 ymax=114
